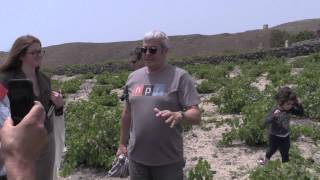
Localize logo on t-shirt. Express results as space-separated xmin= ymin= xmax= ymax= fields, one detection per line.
xmin=132 ymin=84 xmax=166 ymax=96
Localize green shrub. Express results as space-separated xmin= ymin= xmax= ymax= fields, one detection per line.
xmin=186 ymin=64 xmax=233 ymax=94
xmin=238 ymin=98 xmax=274 ymax=145
xmin=261 ymin=59 xmax=293 ymax=86
xmin=96 ymin=71 xmax=128 ymax=89
xmin=197 ymin=80 xmax=223 ymax=94
xmin=51 ymin=79 xmax=62 ymax=91
xmin=270 ymin=30 xmax=291 ymax=48
xmin=89 ymin=84 xmax=119 ymax=106
xmin=249 ymin=145 xmax=317 ymax=179
xmin=250 ymin=160 xmax=317 ymax=180
xmin=293 ymin=31 xmax=315 ymax=42
xmin=213 ymin=78 xmax=262 ymax=114
xmin=219 ymin=98 xmax=274 ymax=146
xmin=60 ymin=78 xmax=83 ymax=94
xmin=82 ymin=72 xmax=95 ymax=79
xmin=270 ymin=30 xmax=315 ymax=48
xmin=185 ymin=64 xmax=233 ymax=80
xmin=240 ymin=61 xmax=264 ymax=79
xmin=296 ymin=62 xmax=320 ymax=120
xmin=89 ymin=92 xmax=119 ymax=107
xmin=181 ymin=122 xmax=193 ymax=132
xmin=61 ymin=101 xmax=121 ymax=176
xmin=90 ymin=84 xmax=113 ymax=96
xmin=291 ymin=125 xmax=320 ymax=141
xmin=188 ymin=159 xmax=213 ymax=180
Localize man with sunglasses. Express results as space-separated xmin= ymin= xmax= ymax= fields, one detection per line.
xmin=117 ymin=30 xmax=201 ymax=180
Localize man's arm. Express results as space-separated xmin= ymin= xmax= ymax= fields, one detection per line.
xmin=116 ymin=104 xmax=131 ymax=157
xmin=182 ymin=105 xmax=201 ymax=124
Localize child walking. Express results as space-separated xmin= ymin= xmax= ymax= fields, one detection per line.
xmin=261 ymin=86 xmax=304 ymax=164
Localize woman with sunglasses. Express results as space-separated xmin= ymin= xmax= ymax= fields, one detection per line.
xmin=0 ymin=35 xmax=63 ymax=180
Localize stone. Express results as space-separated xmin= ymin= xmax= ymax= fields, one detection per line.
xmin=312 ymin=151 xmax=320 ymax=165
xmin=191 ymin=157 xmax=198 ymax=161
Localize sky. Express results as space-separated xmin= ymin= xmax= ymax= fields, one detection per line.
xmin=0 ymin=0 xmax=319 ymax=51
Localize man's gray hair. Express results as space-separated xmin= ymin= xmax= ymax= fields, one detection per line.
xmin=143 ymin=30 xmax=170 ymax=49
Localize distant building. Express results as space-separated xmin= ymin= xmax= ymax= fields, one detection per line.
xmin=263 ymin=24 xmax=269 ymax=31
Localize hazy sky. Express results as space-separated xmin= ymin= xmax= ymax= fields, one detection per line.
xmin=0 ymin=0 xmax=319 ymax=51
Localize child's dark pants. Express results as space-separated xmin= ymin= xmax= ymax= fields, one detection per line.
xmin=266 ymin=134 xmax=290 ymax=162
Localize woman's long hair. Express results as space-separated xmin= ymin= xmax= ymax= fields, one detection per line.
xmin=0 ymin=35 xmax=41 ymax=72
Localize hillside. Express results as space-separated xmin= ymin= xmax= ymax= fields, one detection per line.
xmin=272 ymin=18 xmax=320 ymax=34
xmin=0 ymin=18 xmax=319 ymax=69
xmin=40 ymin=30 xmax=271 ymax=69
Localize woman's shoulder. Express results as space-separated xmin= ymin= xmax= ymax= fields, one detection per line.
xmin=37 ymin=71 xmax=51 ymax=83
xmin=0 ymin=70 xmax=18 ymax=87
xmin=1 ymin=70 xmax=17 ymax=77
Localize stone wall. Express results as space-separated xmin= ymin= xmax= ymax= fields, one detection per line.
xmin=172 ymin=39 xmax=320 ymax=67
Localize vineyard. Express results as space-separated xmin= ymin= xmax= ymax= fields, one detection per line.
xmin=53 ymin=53 xmax=320 ymax=179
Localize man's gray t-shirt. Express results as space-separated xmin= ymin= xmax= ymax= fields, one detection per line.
xmin=126 ymin=64 xmax=200 ymax=166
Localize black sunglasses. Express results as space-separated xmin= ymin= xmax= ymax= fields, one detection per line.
xmin=141 ymin=47 xmax=158 ymax=54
